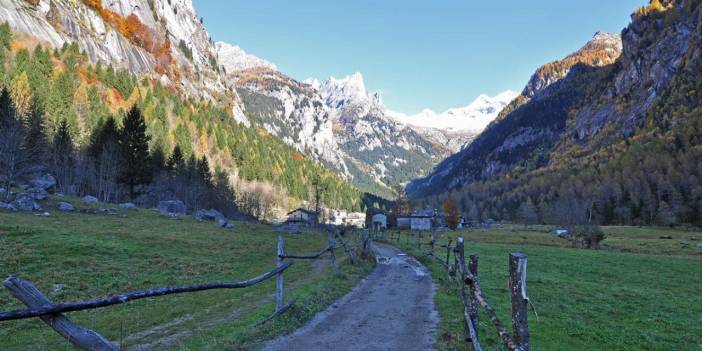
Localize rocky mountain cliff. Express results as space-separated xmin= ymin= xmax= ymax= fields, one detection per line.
xmin=409 ymin=31 xmax=625 ymax=195
xmin=0 ymin=0 xmax=249 ymax=124
xmin=410 ymin=0 xmax=702 ymax=227
xmin=231 ymin=69 xmax=449 ymax=196
xmin=215 ymin=41 xmax=277 ymax=72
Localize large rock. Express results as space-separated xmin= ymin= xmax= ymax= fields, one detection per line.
xmin=697 ymin=243 xmax=702 ymax=249
xmin=217 ymin=217 xmax=236 ymax=229
xmin=193 ymin=209 xmax=224 ymax=222
xmin=25 ymin=188 xmax=49 ymax=201
xmin=57 ymin=202 xmax=75 ymax=212
xmin=30 ymin=175 xmax=56 ymax=192
xmin=120 ymin=202 xmax=137 ymax=210
xmin=0 ymin=202 xmax=17 ymax=211
xmin=82 ymin=195 xmax=99 ymax=205
xmin=11 ymin=193 xmax=41 ymax=212
xmin=158 ymin=200 xmax=186 ymax=217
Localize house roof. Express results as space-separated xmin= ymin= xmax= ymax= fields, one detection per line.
xmin=286 ymin=208 xmax=317 ymax=216
xmin=397 ymin=215 xmax=433 ymax=219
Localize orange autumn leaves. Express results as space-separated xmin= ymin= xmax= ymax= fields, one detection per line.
xmin=81 ymin=0 xmax=172 ymax=73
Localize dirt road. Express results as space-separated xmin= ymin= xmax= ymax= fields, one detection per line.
xmin=260 ymin=243 xmax=438 ymax=351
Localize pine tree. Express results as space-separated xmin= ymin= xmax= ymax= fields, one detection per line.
xmin=25 ymin=104 xmax=49 ymax=169
xmin=89 ymin=116 xmax=119 ymax=160
xmin=150 ymin=142 xmax=166 ymax=175
xmin=197 ymin=156 xmax=212 ymax=187
xmin=118 ymin=105 xmax=151 ymax=199
xmin=51 ymin=119 xmax=74 ymax=194
xmin=167 ymin=145 xmax=185 ymax=172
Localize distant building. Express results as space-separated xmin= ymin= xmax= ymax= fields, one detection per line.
xmin=396 ymin=216 xmax=411 ymax=229
xmin=396 ymin=214 xmax=433 ymax=231
xmin=410 ymin=216 xmax=432 ymax=231
xmin=457 ymin=216 xmax=466 ymax=229
xmin=328 ymin=209 xmax=348 ymax=226
xmin=286 ymin=208 xmax=318 ymax=226
xmin=372 ymin=213 xmax=387 ymax=230
xmin=346 ymin=212 xmax=366 ymax=228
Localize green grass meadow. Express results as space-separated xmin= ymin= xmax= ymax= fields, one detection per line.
xmin=0 ymin=197 xmax=372 ymax=350
xmin=389 ymin=226 xmax=702 ymax=351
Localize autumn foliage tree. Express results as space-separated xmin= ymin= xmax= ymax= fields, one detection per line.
xmin=443 ymin=195 xmax=460 ymax=230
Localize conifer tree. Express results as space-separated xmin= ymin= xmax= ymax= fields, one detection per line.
xmin=167 ymin=145 xmax=185 ymax=172
xmin=118 ymin=105 xmax=151 ymax=199
xmin=25 ymin=104 xmax=49 ymax=168
xmin=51 ymin=119 xmax=74 ymax=194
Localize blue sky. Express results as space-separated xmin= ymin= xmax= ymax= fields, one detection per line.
xmin=194 ymin=0 xmax=647 ymax=114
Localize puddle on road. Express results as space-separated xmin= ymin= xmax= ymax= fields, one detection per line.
xmin=375 ymin=252 xmax=428 ymax=280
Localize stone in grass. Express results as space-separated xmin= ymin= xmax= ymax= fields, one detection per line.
xmin=30 ymin=175 xmax=56 ymax=192
xmin=11 ymin=193 xmax=41 ymax=212
xmin=82 ymin=195 xmax=99 ymax=205
xmin=0 ymin=202 xmax=17 ymax=211
xmin=158 ymin=200 xmax=186 ymax=217
xmin=217 ymin=217 xmax=235 ymax=229
xmin=193 ymin=209 xmax=224 ymax=222
xmin=57 ymin=202 xmax=75 ymax=212
xmin=697 ymin=243 xmax=702 ymax=249
xmin=120 ymin=202 xmax=137 ymax=210
xmin=25 ymin=187 xmax=49 ymax=201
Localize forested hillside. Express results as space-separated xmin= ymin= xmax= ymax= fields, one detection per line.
xmin=412 ymin=0 xmax=702 ymax=227
xmin=0 ymin=24 xmax=363 ymax=219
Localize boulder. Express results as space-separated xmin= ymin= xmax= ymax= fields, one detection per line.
xmin=120 ymin=202 xmax=137 ymax=210
xmin=0 ymin=202 xmax=17 ymax=211
xmin=82 ymin=195 xmax=99 ymax=205
xmin=25 ymin=187 xmax=49 ymax=201
xmin=11 ymin=194 xmax=41 ymax=211
xmin=158 ymin=200 xmax=186 ymax=217
xmin=57 ymin=202 xmax=75 ymax=212
xmin=697 ymin=243 xmax=702 ymax=249
xmin=30 ymin=175 xmax=56 ymax=192
xmin=193 ymin=209 xmax=224 ymax=222
xmin=217 ymin=217 xmax=235 ymax=229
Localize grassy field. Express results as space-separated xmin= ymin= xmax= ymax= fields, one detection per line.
xmin=388 ymin=226 xmax=702 ymax=351
xmin=0 ymin=196 xmax=372 ymax=350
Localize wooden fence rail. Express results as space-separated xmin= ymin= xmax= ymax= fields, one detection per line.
xmin=0 ymin=227 xmax=369 ymax=350
xmin=415 ymin=234 xmax=530 ymax=351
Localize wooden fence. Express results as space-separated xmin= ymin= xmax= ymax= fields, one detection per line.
xmin=390 ymin=231 xmax=531 ymax=351
xmin=0 ymin=228 xmax=369 ymax=350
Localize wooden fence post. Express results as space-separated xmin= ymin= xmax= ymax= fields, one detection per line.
xmin=430 ymin=232 xmax=436 ymax=256
xmin=328 ymin=231 xmax=340 ymax=274
xmin=509 ymin=253 xmax=529 ymax=351
xmin=335 ymin=230 xmax=356 ymax=265
xmin=3 ymin=277 xmax=118 ymax=351
xmin=276 ymin=235 xmax=284 ymax=312
xmin=418 ymin=231 xmax=422 ymax=252
xmin=469 ymin=255 xmax=479 ymax=334
xmin=446 ymin=239 xmax=452 ymax=273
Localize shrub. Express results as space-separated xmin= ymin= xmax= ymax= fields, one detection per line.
xmin=566 ymin=225 xmax=606 ymax=249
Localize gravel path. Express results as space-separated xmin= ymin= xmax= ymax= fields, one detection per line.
xmin=260 ymin=242 xmax=438 ymax=351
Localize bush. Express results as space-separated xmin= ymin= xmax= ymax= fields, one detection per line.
xmin=566 ymin=225 xmax=606 ymax=249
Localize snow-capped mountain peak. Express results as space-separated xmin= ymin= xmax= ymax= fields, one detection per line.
xmin=315 ymin=72 xmax=370 ymax=109
xmin=215 ymin=41 xmax=277 ymax=73
xmin=391 ymin=90 xmax=518 ymax=133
